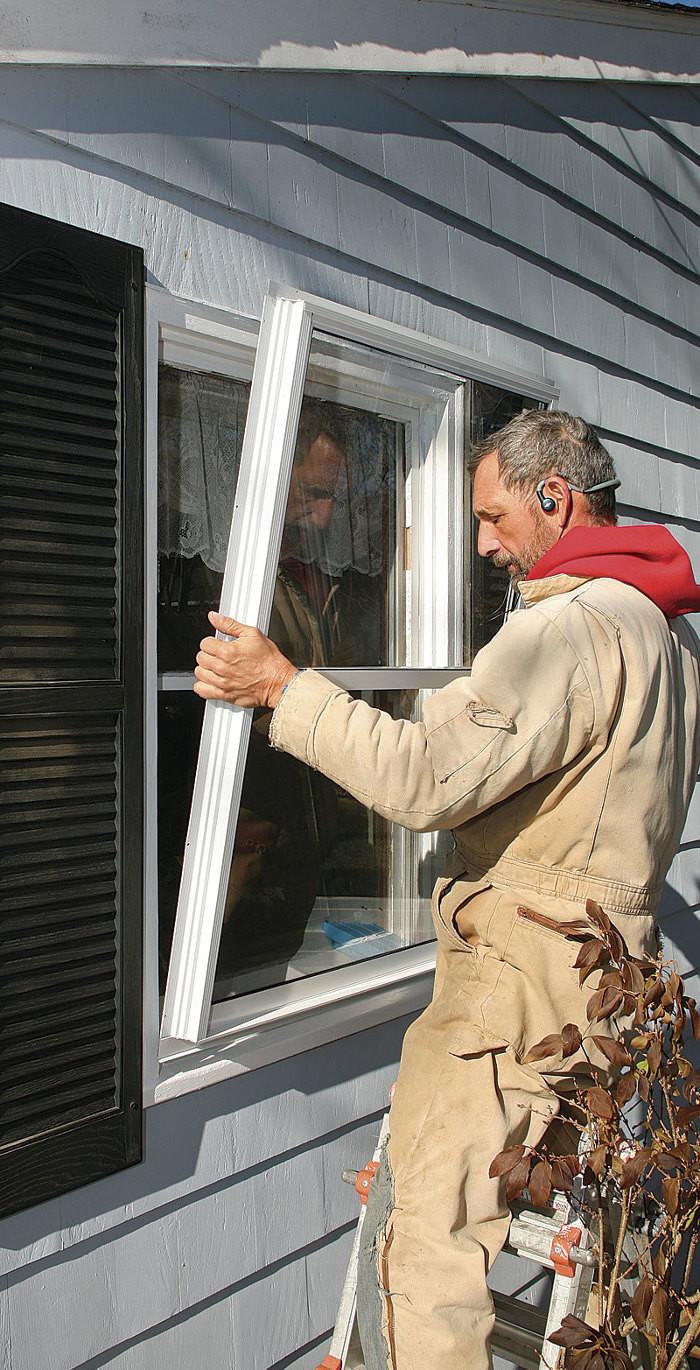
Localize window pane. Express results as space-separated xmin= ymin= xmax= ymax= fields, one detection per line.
xmin=157 ymin=364 xmax=250 ymax=672
xmin=275 ymin=394 xmax=404 ymax=669
xmin=212 ymin=691 xmax=439 ymax=1000
xmin=157 ymin=690 xmax=441 ymax=999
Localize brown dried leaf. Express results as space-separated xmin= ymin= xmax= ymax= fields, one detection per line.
xmin=611 ymin=1351 xmax=634 ymax=1370
xmin=588 ymin=987 xmax=624 ymax=1023
xmin=636 ymin=1073 xmax=650 ymax=1103
xmin=569 ymin=1351 xmax=596 ymax=1370
xmin=575 ymin=939 xmax=611 ymax=984
xmin=621 ymin=959 xmax=645 ymax=995
xmin=598 ymin=970 xmax=624 ymax=990
xmin=585 ymin=1350 xmax=608 ymax=1370
xmin=662 ymin=1176 xmax=679 ymax=1215
xmin=489 ymin=1144 xmax=527 ymax=1178
xmin=590 ymin=1035 xmax=632 ymax=1068
xmin=529 ymin=1159 xmax=553 ymax=1207
xmin=607 ymin=928 xmax=626 ymax=962
xmin=561 ymin=920 xmax=595 ymax=939
xmin=647 ymin=1038 xmax=662 ymax=1075
xmin=690 ymin=1000 xmax=700 ymax=1042
xmin=683 ymin=1068 xmax=700 ymax=1097
xmin=644 ymin=977 xmax=664 ymax=1008
xmin=506 ymin=1154 xmax=532 ymax=1202
xmin=616 ymin=1072 xmax=637 ymax=1107
xmin=586 ymin=1086 xmax=615 ymax=1121
xmin=650 ymin=1286 xmax=669 ymax=1337
xmin=677 ymin=1104 xmax=700 ymax=1128
xmin=586 ymin=1144 xmax=608 ymax=1177
xmin=562 ymin=1023 xmax=583 ymax=1057
xmin=550 ymin=1157 xmax=575 ymax=1192
xmin=654 ymin=1151 xmax=679 ymax=1173
xmin=630 ymin=1275 xmax=654 ymax=1329
xmin=586 ymin=900 xmax=611 ymax=932
xmin=669 ymin=1142 xmax=691 ymax=1164
xmin=548 ymin=1315 xmax=598 ymax=1349
xmin=523 ymin=1033 xmax=564 ymax=1064
xmin=620 ymin=1148 xmax=652 ymax=1188
xmin=631 ymin=956 xmax=658 ymax=975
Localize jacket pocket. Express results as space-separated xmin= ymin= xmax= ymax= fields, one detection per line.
xmin=433 ymin=873 xmax=497 ymax=952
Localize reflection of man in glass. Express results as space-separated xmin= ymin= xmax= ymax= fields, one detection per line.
xmin=270 ymin=430 xmax=348 ymax=667
xmin=220 ymin=428 xmax=346 ymax=987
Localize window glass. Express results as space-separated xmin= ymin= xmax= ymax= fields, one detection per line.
xmin=212 ymin=690 xmax=437 ymax=1000
xmin=157 ymin=364 xmax=250 ymax=672
xmin=273 ymin=397 xmax=403 ymax=669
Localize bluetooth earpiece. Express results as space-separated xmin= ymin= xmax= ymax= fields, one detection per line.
xmin=536 ymin=474 xmax=621 ymax=514
xmin=536 ymin=480 xmax=556 ymax=513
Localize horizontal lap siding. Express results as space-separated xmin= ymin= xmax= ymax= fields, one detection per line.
xmin=1 ymin=63 xmax=699 ymax=1366
xmin=1 ymin=1019 xmax=404 ymax=1370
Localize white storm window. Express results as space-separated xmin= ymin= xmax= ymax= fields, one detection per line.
xmin=156 ymin=287 xmax=555 ymax=1048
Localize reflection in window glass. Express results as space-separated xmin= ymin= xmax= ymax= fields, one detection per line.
xmin=274 ymin=397 xmax=403 ymax=669
xmin=157 ymin=691 xmax=437 ymax=998
xmin=212 ymin=692 xmax=436 ymax=1000
xmin=208 ymin=389 xmax=407 ymax=996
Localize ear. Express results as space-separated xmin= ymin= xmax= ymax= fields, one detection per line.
xmin=537 ymin=474 xmax=571 ymax=523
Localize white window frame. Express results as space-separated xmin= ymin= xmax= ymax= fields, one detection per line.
xmin=143 ymin=283 xmax=557 ymax=1100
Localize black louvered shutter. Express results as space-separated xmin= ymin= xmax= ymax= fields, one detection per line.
xmin=0 ymin=203 xmax=143 ymax=1216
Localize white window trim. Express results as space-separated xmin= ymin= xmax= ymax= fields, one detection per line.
xmin=144 ymin=283 xmax=558 ymax=1102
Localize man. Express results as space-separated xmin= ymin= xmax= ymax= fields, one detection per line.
xmin=193 ymin=409 xmax=700 ymax=1370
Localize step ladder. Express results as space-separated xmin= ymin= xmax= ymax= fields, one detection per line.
xmin=315 ymin=1117 xmax=597 ymax=1370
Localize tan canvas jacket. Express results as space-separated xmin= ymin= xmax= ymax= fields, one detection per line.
xmin=270 ymin=574 xmax=700 ymax=921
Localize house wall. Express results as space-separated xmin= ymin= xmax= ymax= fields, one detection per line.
xmin=0 ymin=62 xmax=698 ymax=1370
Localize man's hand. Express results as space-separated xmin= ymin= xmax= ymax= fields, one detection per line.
xmin=194 ymin=612 xmax=299 ymax=710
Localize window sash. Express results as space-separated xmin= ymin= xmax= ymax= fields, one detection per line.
xmin=160 ymin=294 xmax=313 ymax=1044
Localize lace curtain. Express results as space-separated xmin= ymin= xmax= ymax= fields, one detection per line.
xmin=158 ymin=366 xmax=248 ymax=574
xmin=158 ymin=366 xmax=400 ymax=578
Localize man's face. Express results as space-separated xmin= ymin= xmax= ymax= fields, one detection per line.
xmin=472 ymin=450 xmax=556 ymax=587
xmin=286 ymin=433 xmax=347 ymax=532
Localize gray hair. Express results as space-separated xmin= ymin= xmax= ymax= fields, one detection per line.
xmin=467 ymin=409 xmax=618 ymax=524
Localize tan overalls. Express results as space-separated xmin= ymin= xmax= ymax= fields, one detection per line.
xmin=270 ymin=575 xmax=700 ymax=1370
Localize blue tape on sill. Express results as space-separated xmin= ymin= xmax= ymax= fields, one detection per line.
xmin=323 ymin=920 xmax=404 ymax=959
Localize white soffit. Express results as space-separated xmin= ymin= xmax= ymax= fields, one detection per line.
xmin=1 ymin=0 xmax=699 ymax=82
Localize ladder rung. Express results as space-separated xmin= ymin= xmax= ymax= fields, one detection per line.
xmin=491 ymin=1291 xmax=547 ymax=1370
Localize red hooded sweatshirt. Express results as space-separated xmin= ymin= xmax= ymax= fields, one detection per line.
xmin=527 ymin=525 xmax=700 ymax=619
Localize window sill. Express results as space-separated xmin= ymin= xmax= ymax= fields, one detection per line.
xmin=150 ymin=943 xmax=435 ymax=1105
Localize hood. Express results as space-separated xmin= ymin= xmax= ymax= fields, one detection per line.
xmin=526 ymin=524 xmax=700 ymax=618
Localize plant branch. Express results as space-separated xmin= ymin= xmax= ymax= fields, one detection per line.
xmin=596 ymin=1178 xmax=606 ymax=1328
xmin=681 ymin=1231 xmax=699 ymax=1300
xmin=661 ymin=1078 xmax=679 ymax=1146
xmin=607 ymin=1189 xmax=632 ymax=1324
xmin=666 ymin=1297 xmax=700 ymax=1370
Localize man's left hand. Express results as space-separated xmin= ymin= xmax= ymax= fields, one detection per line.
xmin=194 ymin=612 xmax=299 ymax=710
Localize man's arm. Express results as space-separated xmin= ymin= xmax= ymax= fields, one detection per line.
xmin=195 ymin=606 xmax=615 ymax=833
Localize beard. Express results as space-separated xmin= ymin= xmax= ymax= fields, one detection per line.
xmin=492 ymin=514 xmax=554 ymax=588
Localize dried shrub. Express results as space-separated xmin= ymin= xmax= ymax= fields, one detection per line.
xmin=489 ymin=900 xmax=700 ymax=1370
